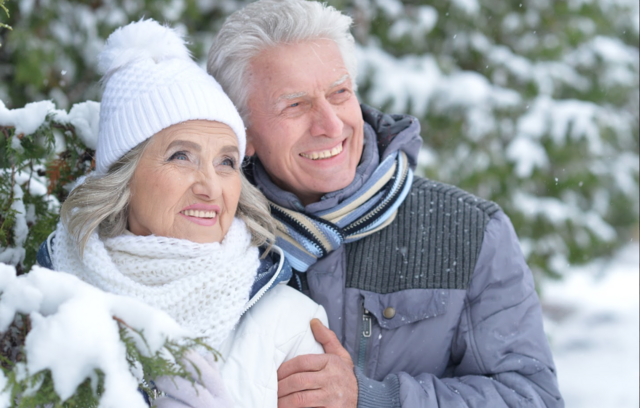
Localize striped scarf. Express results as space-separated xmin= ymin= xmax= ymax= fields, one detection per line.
xmin=270 ymin=150 xmax=413 ymax=272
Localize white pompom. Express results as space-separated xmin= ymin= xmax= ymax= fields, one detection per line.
xmin=97 ymin=19 xmax=191 ymax=76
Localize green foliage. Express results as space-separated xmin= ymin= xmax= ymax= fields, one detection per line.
xmin=334 ymin=0 xmax=639 ymax=281
xmin=0 ymin=0 xmax=637 ymax=283
xmin=0 ymin=314 xmax=216 ymax=407
xmin=0 ymin=112 xmax=94 ymax=274
xmin=0 ymin=0 xmax=251 ymax=109
xmin=0 ymin=0 xmax=11 ymax=47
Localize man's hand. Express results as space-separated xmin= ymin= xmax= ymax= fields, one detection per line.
xmin=277 ymin=318 xmax=358 ymax=408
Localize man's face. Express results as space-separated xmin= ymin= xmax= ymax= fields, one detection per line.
xmin=246 ymin=39 xmax=364 ymax=205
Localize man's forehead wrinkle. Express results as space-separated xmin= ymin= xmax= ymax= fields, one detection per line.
xmin=273 ymin=74 xmax=350 ymax=104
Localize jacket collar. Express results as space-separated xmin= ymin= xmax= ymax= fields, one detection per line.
xmin=243 ymin=245 xmax=292 ymax=315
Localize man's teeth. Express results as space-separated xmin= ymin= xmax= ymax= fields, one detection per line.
xmin=181 ymin=209 xmax=218 ymax=218
xmin=301 ymin=143 xmax=343 ymax=160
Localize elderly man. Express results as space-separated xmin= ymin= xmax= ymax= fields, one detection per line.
xmin=208 ymin=1 xmax=563 ymax=407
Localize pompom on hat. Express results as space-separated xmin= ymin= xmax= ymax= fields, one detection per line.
xmin=95 ymin=19 xmax=246 ymax=174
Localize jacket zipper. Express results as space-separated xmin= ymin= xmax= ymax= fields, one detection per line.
xmin=357 ymin=299 xmax=371 ymax=372
xmin=239 ymin=246 xmax=286 ymax=317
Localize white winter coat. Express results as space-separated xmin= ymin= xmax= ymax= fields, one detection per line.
xmin=216 ymin=252 xmax=328 ymax=408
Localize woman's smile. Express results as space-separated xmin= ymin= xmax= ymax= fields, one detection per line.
xmin=179 ymin=204 xmax=221 ymax=226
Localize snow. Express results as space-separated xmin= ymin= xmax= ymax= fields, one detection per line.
xmin=514 ymin=192 xmax=617 ymax=241
xmin=543 ymin=243 xmax=640 ymax=408
xmin=0 ymin=264 xmax=192 ymax=407
xmin=52 ymin=101 xmax=100 ymax=149
xmin=388 ymin=6 xmax=438 ymax=45
xmin=0 ymin=100 xmax=55 ymax=137
xmin=356 ymin=44 xmax=520 ymax=122
xmin=506 ymin=135 xmax=549 ymax=178
xmin=451 ymin=0 xmax=480 ymax=15
xmin=0 ymin=99 xmax=100 ymax=152
xmin=515 ymin=95 xmax=612 ymax=155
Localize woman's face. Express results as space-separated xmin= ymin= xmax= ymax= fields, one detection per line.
xmin=128 ymin=120 xmax=241 ymax=243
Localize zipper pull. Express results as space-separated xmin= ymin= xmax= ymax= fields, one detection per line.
xmin=362 ymin=308 xmax=372 ymax=338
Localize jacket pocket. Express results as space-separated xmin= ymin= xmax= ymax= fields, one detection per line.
xmin=362 ymin=288 xmax=449 ymax=330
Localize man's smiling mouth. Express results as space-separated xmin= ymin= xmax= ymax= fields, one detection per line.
xmin=300 ymin=142 xmax=343 ymax=160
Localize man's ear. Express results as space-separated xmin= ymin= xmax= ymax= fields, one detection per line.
xmin=245 ymin=130 xmax=256 ymax=157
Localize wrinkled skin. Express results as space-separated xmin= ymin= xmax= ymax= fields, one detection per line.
xmin=128 ymin=120 xmax=241 ymax=243
xmin=246 ymin=39 xmax=364 ymax=206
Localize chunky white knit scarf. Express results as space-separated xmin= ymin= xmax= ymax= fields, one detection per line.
xmin=52 ymin=218 xmax=259 ymax=349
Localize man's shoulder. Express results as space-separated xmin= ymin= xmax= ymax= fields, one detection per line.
xmin=405 ymin=175 xmax=502 ymax=219
xmin=344 ymin=175 xmax=502 ymax=292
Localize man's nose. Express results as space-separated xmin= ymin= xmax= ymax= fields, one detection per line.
xmin=192 ymin=167 xmax=223 ymax=200
xmin=310 ymin=99 xmax=343 ymax=138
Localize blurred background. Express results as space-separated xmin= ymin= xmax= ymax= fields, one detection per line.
xmin=0 ymin=0 xmax=638 ymax=406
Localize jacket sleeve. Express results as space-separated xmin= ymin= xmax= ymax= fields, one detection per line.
xmin=355 ymin=211 xmax=564 ymax=408
xmin=283 ymin=302 xmax=328 ymax=362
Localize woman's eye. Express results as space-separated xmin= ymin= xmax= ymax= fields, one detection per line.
xmin=221 ymin=157 xmax=237 ymax=169
xmin=169 ymin=151 xmax=189 ymax=161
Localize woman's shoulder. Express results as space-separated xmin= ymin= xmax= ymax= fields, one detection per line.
xmin=243 ymin=284 xmax=327 ymax=345
xmin=249 ymin=284 xmax=323 ymax=322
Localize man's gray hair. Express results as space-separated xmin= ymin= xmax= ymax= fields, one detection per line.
xmin=207 ymin=0 xmax=357 ymax=124
xmin=61 ymin=140 xmax=276 ymax=257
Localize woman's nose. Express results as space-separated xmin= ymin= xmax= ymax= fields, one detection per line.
xmin=191 ymin=168 xmax=222 ymax=200
xmin=310 ymin=99 xmax=343 ymax=138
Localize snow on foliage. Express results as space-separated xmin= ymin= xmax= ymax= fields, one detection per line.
xmin=0 ymin=263 xmax=192 ymax=407
xmin=350 ymin=0 xmax=639 ymax=278
xmin=0 ymin=0 xmax=637 ymax=282
xmin=52 ymin=101 xmax=100 ymax=150
xmin=1 ymin=100 xmax=98 ymax=271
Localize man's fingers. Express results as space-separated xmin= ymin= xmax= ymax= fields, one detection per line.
xmin=277 ymin=353 xmax=326 ymax=380
xmin=277 ymin=371 xmax=322 ymax=398
xmin=277 ymin=388 xmax=326 ymax=408
xmin=310 ymin=318 xmax=353 ymax=364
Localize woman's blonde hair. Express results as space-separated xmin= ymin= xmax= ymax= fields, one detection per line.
xmin=61 ymin=139 xmax=276 ymax=256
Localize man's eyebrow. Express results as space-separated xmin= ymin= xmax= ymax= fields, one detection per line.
xmin=330 ymin=74 xmax=350 ymax=88
xmin=166 ymin=140 xmax=201 ymax=152
xmin=276 ymin=91 xmax=307 ymax=102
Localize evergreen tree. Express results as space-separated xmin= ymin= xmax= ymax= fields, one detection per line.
xmin=336 ymin=0 xmax=639 ymax=281
xmin=0 ymin=0 xmax=638 ymax=282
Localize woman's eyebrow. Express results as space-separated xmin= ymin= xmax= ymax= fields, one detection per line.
xmin=166 ymin=140 xmax=201 ymax=152
xmin=219 ymin=145 xmax=240 ymax=155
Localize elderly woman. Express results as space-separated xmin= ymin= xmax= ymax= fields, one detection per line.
xmin=37 ymin=20 xmax=327 ymax=408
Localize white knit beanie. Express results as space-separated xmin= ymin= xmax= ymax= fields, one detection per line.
xmin=95 ymin=19 xmax=246 ymax=175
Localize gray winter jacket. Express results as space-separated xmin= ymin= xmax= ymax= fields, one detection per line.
xmin=249 ymin=105 xmax=563 ymax=408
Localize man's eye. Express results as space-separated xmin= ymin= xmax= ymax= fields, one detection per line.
xmin=289 ymin=102 xmax=300 ymax=108
xmin=169 ymin=151 xmax=189 ymax=161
